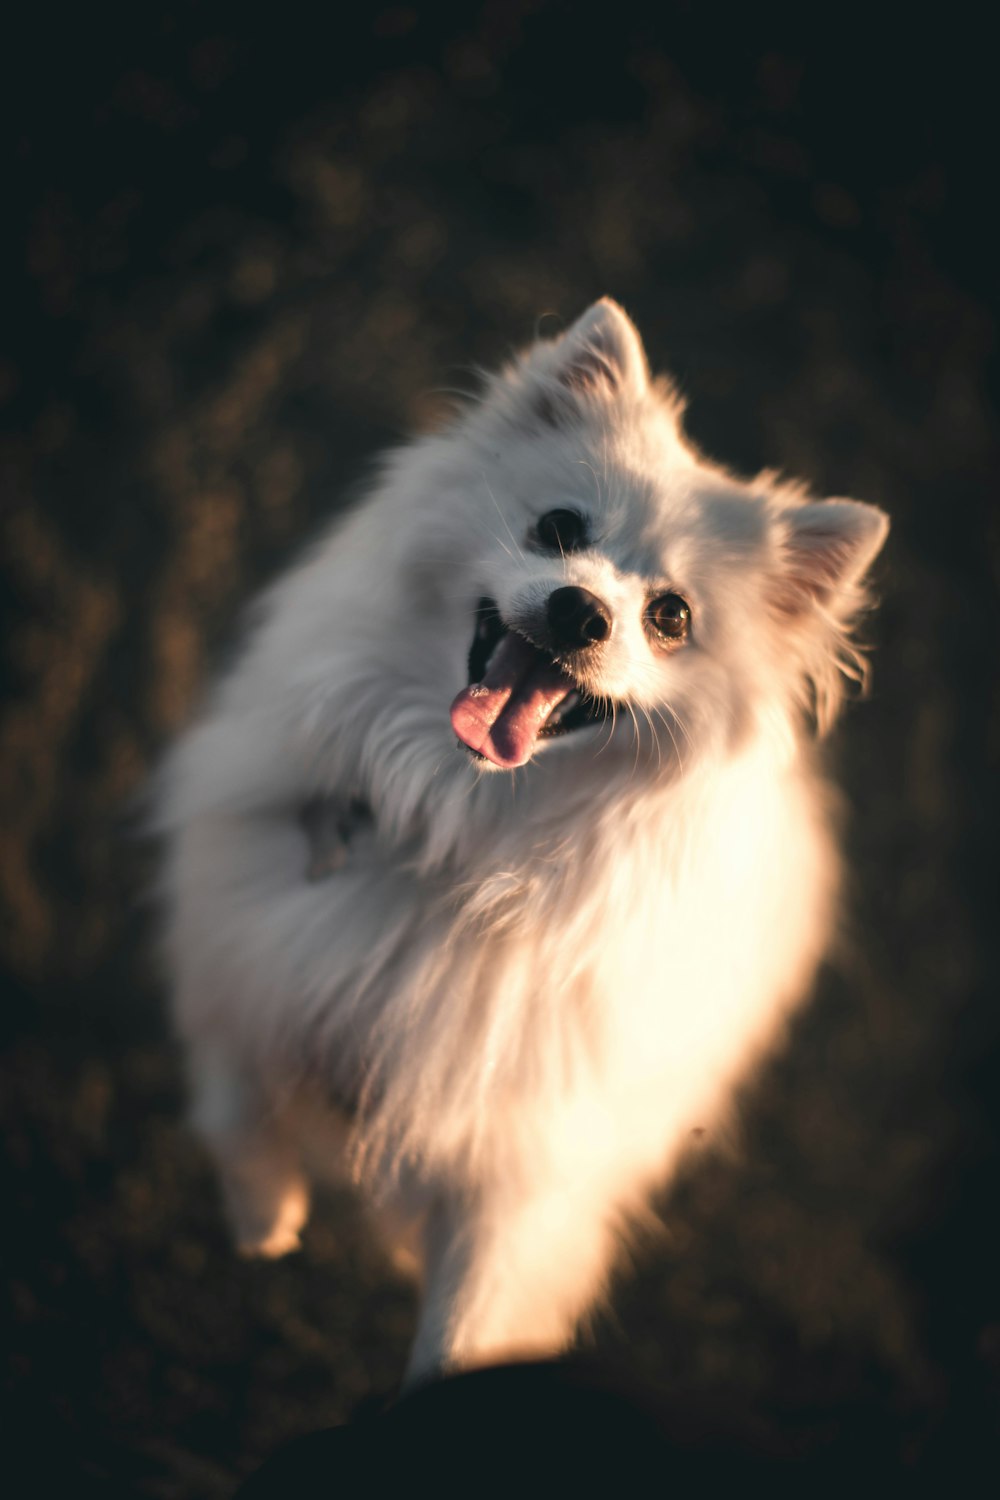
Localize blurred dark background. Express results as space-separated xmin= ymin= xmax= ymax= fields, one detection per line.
xmin=1 ymin=3 xmax=997 ymax=1492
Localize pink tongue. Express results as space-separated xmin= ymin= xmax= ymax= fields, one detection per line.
xmin=450 ymin=633 xmax=573 ymax=768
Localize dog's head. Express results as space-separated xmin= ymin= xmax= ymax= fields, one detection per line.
xmin=410 ymin=300 xmax=888 ymax=773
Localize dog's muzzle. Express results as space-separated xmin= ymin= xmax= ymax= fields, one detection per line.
xmin=450 ymin=597 xmax=611 ymax=769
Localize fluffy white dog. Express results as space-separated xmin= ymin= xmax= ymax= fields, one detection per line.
xmin=157 ymin=299 xmax=888 ymax=1386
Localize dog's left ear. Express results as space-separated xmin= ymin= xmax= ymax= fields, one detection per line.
xmin=775 ymin=499 xmax=889 ymax=613
xmin=549 ymin=298 xmax=650 ymax=400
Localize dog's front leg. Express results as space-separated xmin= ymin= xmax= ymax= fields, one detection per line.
xmin=404 ymin=1185 xmax=621 ymax=1389
xmin=169 ymin=806 xmax=356 ymax=1256
xmin=187 ymin=1044 xmax=310 ymax=1258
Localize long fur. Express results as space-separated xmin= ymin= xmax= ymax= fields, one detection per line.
xmin=154 ymin=299 xmax=888 ymax=1385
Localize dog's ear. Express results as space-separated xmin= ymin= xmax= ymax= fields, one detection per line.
xmin=774 ymin=499 xmax=889 ymax=614
xmin=549 ymin=298 xmax=650 ymax=400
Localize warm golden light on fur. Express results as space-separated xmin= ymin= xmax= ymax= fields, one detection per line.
xmin=156 ymin=300 xmax=888 ymax=1386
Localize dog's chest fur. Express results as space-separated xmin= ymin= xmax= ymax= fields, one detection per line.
xmin=290 ymin=739 xmax=835 ymax=1193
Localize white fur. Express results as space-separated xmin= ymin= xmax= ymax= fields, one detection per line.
xmin=154 ymin=300 xmax=888 ymax=1385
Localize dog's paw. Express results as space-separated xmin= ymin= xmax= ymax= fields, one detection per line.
xmin=231 ymin=1178 xmax=309 ymax=1259
xmin=237 ymin=1223 xmax=303 ymax=1260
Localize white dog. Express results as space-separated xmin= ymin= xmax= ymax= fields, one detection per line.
xmin=157 ymin=299 xmax=888 ymax=1386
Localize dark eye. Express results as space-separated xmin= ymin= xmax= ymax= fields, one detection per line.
xmin=534 ymin=509 xmax=587 ymax=554
xmin=646 ymin=592 xmax=691 ymax=642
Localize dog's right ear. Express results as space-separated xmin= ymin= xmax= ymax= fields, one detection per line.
xmin=516 ymin=299 xmax=650 ymax=429
xmin=548 ymin=299 xmax=650 ymax=400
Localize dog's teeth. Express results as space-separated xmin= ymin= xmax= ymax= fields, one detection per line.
xmin=469 ymin=684 xmax=489 ymax=698
xmin=555 ymin=691 xmax=580 ymax=720
xmin=545 ymin=690 xmax=579 ymax=726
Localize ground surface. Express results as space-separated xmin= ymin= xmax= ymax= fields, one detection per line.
xmin=2 ymin=7 xmax=997 ymax=1494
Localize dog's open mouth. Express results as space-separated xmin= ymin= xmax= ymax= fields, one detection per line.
xmin=449 ymin=598 xmax=610 ymax=769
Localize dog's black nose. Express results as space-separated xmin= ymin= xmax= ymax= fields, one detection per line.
xmin=547 ymin=586 xmax=612 ymax=649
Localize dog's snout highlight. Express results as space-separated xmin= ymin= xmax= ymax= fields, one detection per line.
xmin=547 ymin=586 xmax=612 ymax=650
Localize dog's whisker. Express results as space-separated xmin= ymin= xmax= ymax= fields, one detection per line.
xmin=589 ymin=694 xmax=614 ymax=759
xmin=577 ymin=457 xmax=603 ymax=510
xmin=480 ymin=472 xmax=526 ymax=563
xmin=623 ymin=700 xmax=643 ymax=782
xmin=659 ymin=703 xmax=693 ymax=761
xmin=639 ymin=702 xmax=663 ymax=776
xmin=652 ymin=706 xmax=687 ymax=771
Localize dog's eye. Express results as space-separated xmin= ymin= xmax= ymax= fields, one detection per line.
xmin=646 ymin=592 xmax=691 ymax=642
xmin=534 ymin=509 xmax=587 ymax=554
